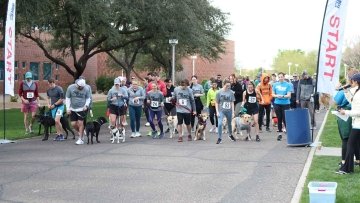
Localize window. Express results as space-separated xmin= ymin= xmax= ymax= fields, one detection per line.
xmin=29 ymin=62 xmax=39 ymax=80
xmin=22 ymin=61 xmax=26 ymax=69
xmin=55 ymin=74 xmax=59 ymax=80
xmin=55 ymin=64 xmax=59 ymax=70
xmin=43 ymin=63 xmax=52 ymax=80
xmin=15 ymin=74 xmax=18 ymax=80
xmin=0 ymin=61 xmax=4 ymax=80
xmin=15 ymin=61 xmax=18 ymax=68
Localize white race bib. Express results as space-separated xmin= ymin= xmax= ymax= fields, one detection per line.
xmin=222 ymin=102 xmax=231 ymax=109
xmin=179 ymin=99 xmax=187 ymax=106
xmin=248 ymin=96 xmax=257 ymax=103
xmin=151 ymin=101 xmax=159 ymax=108
xmin=27 ymin=92 xmax=34 ymax=99
xmin=56 ymin=109 xmax=63 ymax=116
xmin=165 ymin=97 xmax=172 ymax=103
xmin=133 ymin=98 xmax=140 ymax=105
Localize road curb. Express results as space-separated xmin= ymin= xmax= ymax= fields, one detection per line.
xmin=290 ymin=109 xmax=330 ymax=203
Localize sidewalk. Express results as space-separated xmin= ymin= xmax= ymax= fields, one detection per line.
xmin=315 ymin=147 xmax=341 ymax=156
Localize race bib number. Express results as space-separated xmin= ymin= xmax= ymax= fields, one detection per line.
xmin=179 ymin=99 xmax=187 ymax=106
xmin=27 ymin=92 xmax=34 ymax=99
xmin=56 ymin=109 xmax=63 ymax=116
xmin=222 ymin=102 xmax=231 ymax=109
xmin=151 ymin=101 xmax=159 ymax=108
xmin=165 ymin=97 xmax=172 ymax=103
xmin=133 ymin=98 xmax=140 ymax=105
xmin=248 ymin=96 xmax=257 ymax=103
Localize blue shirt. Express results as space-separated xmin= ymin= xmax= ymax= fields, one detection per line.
xmin=272 ymin=81 xmax=292 ymax=105
xmin=333 ymin=90 xmax=351 ymax=109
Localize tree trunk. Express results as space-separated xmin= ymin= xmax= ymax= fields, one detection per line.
xmin=125 ymin=68 xmax=131 ymax=82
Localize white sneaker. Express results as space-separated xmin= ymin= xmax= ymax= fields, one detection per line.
xmin=145 ymin=122 xmax=150 ymax=127
xmin=135 ymin=132 xmax=142 ymax=137
xmin=28 ymin=125 xmax=33 ymax=133
xmin=209 ymin=126 xmax=215 ymax=133
xmin=215 ymin=127 xmax=218 ymax=133
xmin=130 ymin=132 xmax=136 ymax=138
xmin=75 ymin=139 xmax=84 ymax=145
xmin=122 ymin=121 xmax=128 ymax=126
xmin=191 ymin=127 xmax=195 ymax=133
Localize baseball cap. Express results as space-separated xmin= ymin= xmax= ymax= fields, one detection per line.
xmin=25 ymin=72 xmax=32 ymax=79
xmin=76 ymin=79 xmax=86 ymax=87
xmin=114 ymin=78 xmax=121 ymax=85
xmin=351 ymin=73 xmax=360 ymax=82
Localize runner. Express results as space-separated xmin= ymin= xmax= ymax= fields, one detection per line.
xmin=147 ymin=82 xmax=165 ymax=138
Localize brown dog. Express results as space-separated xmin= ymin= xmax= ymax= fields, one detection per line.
xmin=231 ymin=114 xmax=252 ymax=140
xmin=194 ymin=113 xmax=209 ymax=141
xmin=320 ymin=93 xmax=331 ymax=110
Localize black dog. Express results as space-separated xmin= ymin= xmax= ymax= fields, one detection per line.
xmin=85 ymin=116 xmax=107 ymax=144
xmin=36 ymin=106 xmax=75 ymax=141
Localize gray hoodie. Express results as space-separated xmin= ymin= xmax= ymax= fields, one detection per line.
xmin=128 ymin=86 xmax=145 ymax=107
xmin=107 ymin=86 xmax=128 ymax=107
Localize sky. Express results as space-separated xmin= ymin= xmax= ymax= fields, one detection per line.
xmin=210 ymin=0 xmax=360 ymax=69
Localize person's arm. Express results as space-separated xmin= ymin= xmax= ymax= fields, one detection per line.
xmin=189 ymin=89 xmax=196 ymax=114
xmin=215 ymin=92 xmax=220 ymax=116
xmin=206 ymin=89 xmax=211 ymax=107
xmin=161 ymin=83 xmax=167 ymax=96
xmin=241 ymin=91 xmax=246 ymax=106
xmin=65 ymin=87 xmax=71 ymax=113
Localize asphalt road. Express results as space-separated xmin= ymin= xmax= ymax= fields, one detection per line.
xmin=0 ymin=110 xmax=326 ymax=203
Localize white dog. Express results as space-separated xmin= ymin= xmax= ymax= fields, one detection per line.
xmin=110 ymin=127 xmax=125 ymax=143
xmin=231 ymin=114 xmax=252 ymax=141
xmin=167 ymin=115 xmax=178 ymax=138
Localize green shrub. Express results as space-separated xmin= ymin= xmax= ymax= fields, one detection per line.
xmin=95 ymin=75 xmax=115 ymax=93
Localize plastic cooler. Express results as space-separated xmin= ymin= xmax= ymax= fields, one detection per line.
xmin=285 ymin=108 xmax=311 ymax=146
xmin=308 ymin=181 xmax=337 ymax=203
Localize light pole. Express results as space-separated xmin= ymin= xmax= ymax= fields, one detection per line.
xmin=295 ymin=64 xmax=299 ymax=74
xmin=169 ymin=39 xmax=178 ymax=83
xmin=191 ymin=55 xmax=197 ymax=76
xmin=288 ymin=62 xmax=292 ymax=76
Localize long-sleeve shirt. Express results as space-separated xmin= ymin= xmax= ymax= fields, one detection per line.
xmin=128 ymin=86 xmax=146 ymax=107
xmin=107 ymin=86 xmax=128 ymax=107
xmin=206 ymin=88 xmax=218 ymax=107
xmin=173 ymin=86 xmax=196 ymax=113
xmin=344 ymin=87 xmax=360 ymax=129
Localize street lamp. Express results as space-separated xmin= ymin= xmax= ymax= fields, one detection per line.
xmin=169 ymin=39 xmax=178 ymax=83
xmin=295 ymin=64 xmax=299 ymax=74
xmin=190 ymin=55 xmax=197 ymax=76
xmin=288 ymin=62 xmax=292 ymax=76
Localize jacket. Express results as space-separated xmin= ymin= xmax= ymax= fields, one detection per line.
xmin=296 ymin=77 xmax=315 ymax=101
xmin=256 ymin=73 xmax=273 ymax=105
xmin=231 ymin=81 xmax=245 ymax=105
xmin=344 ymin=87 xmax=360 ymax=129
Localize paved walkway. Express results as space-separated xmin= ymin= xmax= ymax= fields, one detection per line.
xmin=0 ymin=107 xmax=327 ymax=203
xmin=315 ymin=147 xmax=341 ymax=156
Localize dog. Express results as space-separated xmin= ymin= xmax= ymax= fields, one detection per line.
xmin=194 ymin=113 xmax=208 ymax=141
xmin=36 ymin=106 xmax=75 ymax=141
xmin=320 ymin=93 xmax=331 ymax=110
xmin=110 ymin=126 xmax=125 ymax=143
xmin=222 ymin=117 xmax=228 ymax=134
xmin=167 ymin=115 xmax=178 ymax=138
xmin=85 ymin=117 xmax=107 ymax=144
xmin=231 ymin=114 xmax=252 ymax=141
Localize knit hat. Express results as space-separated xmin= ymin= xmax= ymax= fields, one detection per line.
xmin=351 ymin=73 xmax=360 ymax=82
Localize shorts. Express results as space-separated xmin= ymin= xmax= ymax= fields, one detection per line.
xmin=51 ymin=105 xmax=65 ymax=119
xmin=70 ymin=111 xmax=87 ymax=121
xmin=246 ymin=107 xmax=259 ymax=115
xmin=109 ymin=104 xmax=126 ymax=116
xmin=21 ymin=101 xmax=38 ymax=113
xmin=177 ymin=112 xmax=191 ymax=125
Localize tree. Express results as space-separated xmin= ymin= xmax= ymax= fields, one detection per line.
xmin=272 ymin=49 xmax=317 ymax=75
xmin=342 ymin=38 xmax=360 ymax=69
xmin=0 ymin=0 xmax=9 ymax=48
xmin=16 ymin=0 xmax=151 ymax=80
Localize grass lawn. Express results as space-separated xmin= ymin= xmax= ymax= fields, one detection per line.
xmin=0 ymin=101 xmax=108 ymax=140
xmin=300 ymin=111 xmax=360 ymax=202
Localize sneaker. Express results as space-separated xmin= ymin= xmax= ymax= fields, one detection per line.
xmin=338 ymin=162 xmax=344 ymax=167
xmin=83 ymin=129 xmax=86 ymax=136
xmin=130 ymin=132 xmax=136 ymax=138
xmin=259 ymin=127 xmax=263 ymax=133
xmin=145 ymin=122 xmax=150 ymax=127
xmin=191 ymin=128 xmax=195 ymax=133
xmin=28 ymin=125 xmax=33 ymax=133
xmin=59 ymin=134 xmax=65 ymax=141
xmin=256 ymin=135 xmax=260 ymax=142
xmin=122 ymin=121 xmax=128 ymax=126
xmin=151 ymin=131 xmax=158 ymax=139
xmin=147 ymin=131 xmax=152 ymax=136
xmin=75 ymin=139 xmax=84 ymax=145
xmin=311 ymin=126 xmax=317 ymax=130
xmin=277 ymin=134 xmax=282 ymax=141
xmin=335 ymin=170 xmax=348 ymax=175
xmin=228 ymin=134 xmax=236 ymax=142
xmin=178 ymin=136 xmax=183 ymax=142
xmin=159 ymin=132 xmax=165 ymax=139
xmin=53 ymin=134 xmax=60 ymax=141
xmin=187 ymin=135 xmax=192 ymax=141
xmin=266 ymin=127 xmax=271 ymax=132
xmin=209 ymin=127 xmax=214 ymax=133
xmin=216 ymin=138 xmax=222 ymax=144
xmin=135 ymin=132 xmax=142 ymax=137
xmin=165 ymin=128 xmax=170 ymax=133
xmin=215 ymin=127 xmax=218 ymax=133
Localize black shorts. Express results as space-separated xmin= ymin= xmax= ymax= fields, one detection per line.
xmin=177 ymin=112 xmax=191 ymax=125
xmin=246 ymin=107 xmax=259 ymax=115
xmin=70 ymin=111 xmax=87 ymax=121
xmin=109 ymin=104 xmax=126 ymax=116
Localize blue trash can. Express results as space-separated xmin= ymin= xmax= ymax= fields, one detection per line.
xmin=285 ymin=108 xmax=311 ymax=146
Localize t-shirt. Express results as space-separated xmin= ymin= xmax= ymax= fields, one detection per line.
xmin=47 ymin=86 xmax=64 ymax=105
xmin=216 ymin=89 xmax=235 ymax=112
xmin=191 ymin=84 xmax=204 ymax=97
xmin=128 ymin=86 xmax=145 ymax=107
xmin=272 ymin=81 xmax=292 ymax=105
xmin=107 ymin=86 xmax=128 ymax=107
xmin=147 ymin=91 xmax=164 ymax=111
xmin=173 ymin=87 xmax=196 ymax=113
xmin=65 ymin=84 xmax=90 ymax=109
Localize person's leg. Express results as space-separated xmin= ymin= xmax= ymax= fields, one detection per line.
xmin=135 ymin=106 xmax=142 ymax=133
xmin=77 ymin=119 xmax=85 ymax=140
xmin=129 ymin=106 xmax=136 ymax=132
xmin=274 ymin=104 xmax=282 ymax=132
xmin=209 ymin=106 xmax=215 ymax=125
xmin=265 ymin=104 xmax=271 ymax=130
xmin=341 ymin=138 xmax=348 ymax=163
xmin=258 ymin=105 xmax=264 ymax=130
xmin=156 ymin=111 xmax=164 ymax=133
xmin=191 ymin=113 xmax=196 ymax=129
xmin=177 ymin=113 xmax=184 ymax=140
xmin=23 ymin=112 xmax=29 ymax=133
xmin=217 ymin=111 xmax=224 ymax=140
xmin=253 ymin=113 xmax=259 ymax=135
xmin=308 ymin=101 xmax=316 ymax=127
xmin=226 ymin=111 xmax=232 ymax=135
xmin=282 ymin=104 xmax=290 ymax=128
xmin=54 ymin=115 xmax=63 ymax=135
xmin=148 ymin=110 xmax=156 ymax=132
xmin=234 ymin=102 xmax=242 ymax=116
xmin=340 ymin=129 xmax=360 ymax=173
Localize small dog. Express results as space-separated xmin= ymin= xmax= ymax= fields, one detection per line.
xmin=222 ymin=117 xmax=228 ymax=134
xmin=320 ymin=93 xmax=331 ymax=110
xmin=194 ymin=113 xmax=208 ymax=141
xmin=110 ymin=126 xmax=125 ymax=143
xmin=36 ymin=106 xmax=75 ymax=141
xmin=167 ymin=115 xmax=178 ymax=138
xmin=85 ymin=117 xmax=107 ymax=144
xmin=232 ymin=114 xmax=252 ymax=141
